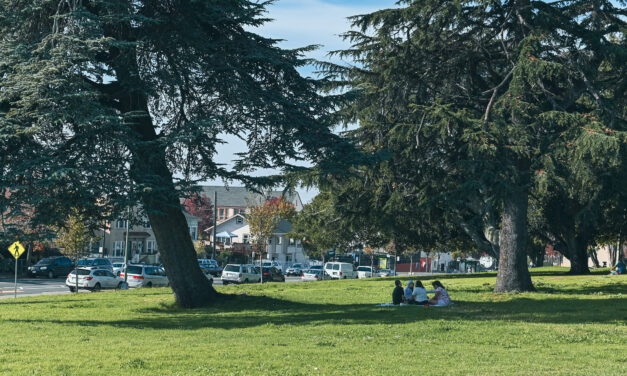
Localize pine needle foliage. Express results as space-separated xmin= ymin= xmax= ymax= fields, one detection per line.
xmin=321 ymin=0 xmax=626 ymax=289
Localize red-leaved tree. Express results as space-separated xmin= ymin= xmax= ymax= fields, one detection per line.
xmin=182 ymin=193 xmax=213 ymax=239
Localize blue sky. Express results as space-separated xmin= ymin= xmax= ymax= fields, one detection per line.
xmin=203 ymin=0 xmax=398 ymax=203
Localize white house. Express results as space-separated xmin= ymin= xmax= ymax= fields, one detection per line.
xmin=206 ymin=214 xmax=307 ymax=265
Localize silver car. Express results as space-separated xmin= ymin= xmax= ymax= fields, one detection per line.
xmin=121 ymin=265 xmax=169 ymax=288
xmin=301 ymin=269 xmax=329 ymax=281
xmin=378 ymin=269 xmax=397 ymax=277
xmin=66 ymin=268 xmax=123 ymax=292
xmin=221 ymin=264 xmax=260 ymax=284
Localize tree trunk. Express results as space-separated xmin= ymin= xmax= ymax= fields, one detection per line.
xmin=495 ymin=189 xmax=535 ymax=292
xmin=105 ymin=24 xmax=219 ymax=307
xmin=26 ymin=243 xmax=32 ymax=268
xmin=132 ymin=123 xmax=217 ymax=307
xmin=610 ymin=233 xmax=621 ymax=266
xmin=534 ymin=248 xmax=545 ymax=267
xmin=565 ymin=234 xmax=590 ymax=274
xmin=589 ymin=248 xmax=600 ymax=268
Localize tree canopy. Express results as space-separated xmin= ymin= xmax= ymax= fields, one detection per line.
xmin=321 ymin=0 xmax=626 ymax=289
xmin=0 ymin=0 xmax=352 ymax=307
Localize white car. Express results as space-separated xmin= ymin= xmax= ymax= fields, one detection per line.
xmin=378 ymin=269 xmax=397 ymax=277
xmin=324 ymin=262 xmax=358 ymax=279
xmin=112 ymin=263 xmax=125 ymax=276
xmin=285 ymin=263 xmax=305 ymax=276
xmin=301 ymin=269 xmax=329 ymax=281
xmin=357 ymin=266 xmax=379 ymax=279
xmin=66 ymin=268 xmax=123 ymax=292
xmin=120 ymin=265 xmax=169 ymax=288
xmin=221 ymin=264 xmax=261 ymax=284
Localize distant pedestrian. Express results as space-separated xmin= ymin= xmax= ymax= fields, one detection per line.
xmin=392 ymin=280 xmax=405 ymax=305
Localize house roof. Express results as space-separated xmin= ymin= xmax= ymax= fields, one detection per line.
xmin=197 ymin=185 xmax=303 ymax=210
xmin=182 ymin=208 xmax=201 ymax=222
xmin=275 ymin=219 xmax=293 ymax=234
xmin=205 ymin=214 xmax=247 ymax=232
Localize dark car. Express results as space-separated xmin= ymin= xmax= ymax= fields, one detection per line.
xmin=28 ymin=256 xmax=74 ymax=279
xmin=261 ymin=267 xmax=285 ymax=283
xmin=77 ymin=258 xmax=114 ymax=272
xmin=198 ymin=259 xmax=223 ymax=276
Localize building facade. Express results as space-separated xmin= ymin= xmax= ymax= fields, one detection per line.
xmin=199 ymin=186 xmax=303 ymax=222
xmin=98 ymin=210 xmax=200 ymax=264
xmin=207 ymin=215 xmax=307 ymax=265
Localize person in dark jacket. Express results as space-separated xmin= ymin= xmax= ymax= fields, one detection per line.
xmin=392 ymin=280 xmax=405 ymax=305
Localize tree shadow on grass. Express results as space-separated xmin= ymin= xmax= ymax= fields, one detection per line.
xmin=535 ymin=283 xmax=626 ymax=296
xmin=13 ymin=293 xmax=626 ymax=331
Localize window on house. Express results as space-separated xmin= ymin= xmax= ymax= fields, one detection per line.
xmin=219 ymin=208 xmax=225 ymax=220
xmin=115 ymin=220 xmax=126 ymax=229
xmin=289 ymin=238 xmax=295 ymax=245
xmin=114 ymin=241 xmax=125 ymax=257
xmin=278 ymin=237 xmax=282 ymax=245
xmin=189 ymin=226 xmax=198 ymax=241
xmin=243 ymin=234 xmax=249 ymax=244
xmin=239 ymin=209 xmax=246 ymax=215
xmin=144 ymin=220 xmax=151 ymax=228
xmin=147 ymin=240 xmax=156 ymax=254
xmin=236 ymin=216 xmax=243 ymax=224
xmin=267 ymin=238 xmax=272 ymax=245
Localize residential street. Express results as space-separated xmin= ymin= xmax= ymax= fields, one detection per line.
xmin=0 ymin=277 xmax=72 ymax=299
xmin=0 ymin=276 xmax=305 ymax=300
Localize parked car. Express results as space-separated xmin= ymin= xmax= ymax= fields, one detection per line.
xmin=112 ymin=263 xmax=125 ymax=276
xmin=66 ymin=268 xmax=123 ymax=292
xmin=221 ymin=264 xmax=261 ymax=284
xmin=28 ymin=256 xmax=74 ymax=279
xmin=120 ymin=265 xmax=169 ymax=288
xmin=309 ymin=265 xmax=323 ymax=271
xmin=285 ymin=263 xmax=305 ymax=276
xmin=301 ymin=269 xmax=329 ymax=281
xmin=77 ymin=258 xmax=114 ymax=272
xmin=198 ymin=259 xmax=223 ymax=276
xmin=378 ymin=269 xmax=397 ymax=277
xmin=324 ymin=262 xmax=358 ymax=279
xmin=261 ymin=267 xmax=285 ymax=283
xmin=357 ymin=266 xmax=379 ymax=279
xmin=259 ymin=260 xmax=283 ymax=271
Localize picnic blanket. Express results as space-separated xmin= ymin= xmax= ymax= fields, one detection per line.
xmin=376 ymin=302 xmax=454 ymax=307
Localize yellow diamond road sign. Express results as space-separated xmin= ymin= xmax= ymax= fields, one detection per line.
xmin=8 ymin=241 xmax=25 ymax=259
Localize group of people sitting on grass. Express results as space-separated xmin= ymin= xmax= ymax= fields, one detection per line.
xmin=392 ymin=279 xmax=451 ymax=306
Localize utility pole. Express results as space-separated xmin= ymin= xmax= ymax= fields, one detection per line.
xmin=123 ymin=207 xmax=130 ymax=285
xmin=213 ymin=191 xmax=217 ymax=260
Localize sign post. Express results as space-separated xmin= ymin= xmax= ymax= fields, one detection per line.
xmin=9 ymin=241 xmax=26 ymax=299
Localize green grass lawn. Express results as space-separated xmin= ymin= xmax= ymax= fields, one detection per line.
xmin=1 ymin=267 xmax=625 ymax=375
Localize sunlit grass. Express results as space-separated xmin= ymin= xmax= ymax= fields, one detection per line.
xmin=0 ymin=267 xmax=625 ymax=375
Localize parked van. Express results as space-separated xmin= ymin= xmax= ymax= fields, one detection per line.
xmin=324 ymin=262 xmax=358 ymax=279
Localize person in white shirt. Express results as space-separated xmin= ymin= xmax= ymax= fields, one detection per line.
xmin=409 ymin=280 xmax=429 ymax=305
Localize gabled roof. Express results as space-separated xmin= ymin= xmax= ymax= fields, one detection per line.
xmin=275 ymin=219 xmax=293 ymax=235
xmin=205 ymin=213 xmax=247 ymax=232
xmin=198 ymin=185 xmax=303 ymax=210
